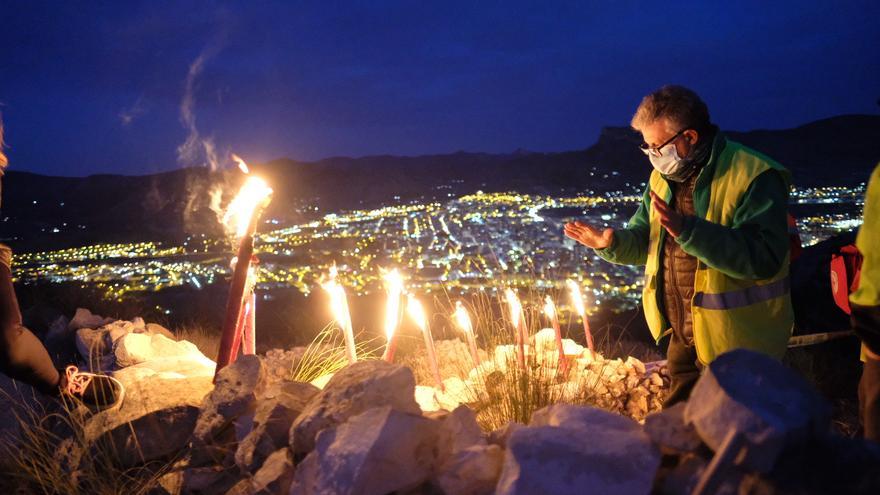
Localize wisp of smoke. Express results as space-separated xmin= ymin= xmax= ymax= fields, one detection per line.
xmin=176 ymin=42 xmax=234 ymax=232
xmin=177 ymin=48 xmax=224 ymax=171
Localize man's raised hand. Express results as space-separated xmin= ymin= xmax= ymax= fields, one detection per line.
xmin=649 ymin=191 xmax=684 ymax=238
xmin=564 ymin=221 xmax=614 ymax=249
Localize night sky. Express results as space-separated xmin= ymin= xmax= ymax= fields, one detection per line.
xmin=1 ymin=1 xmax=877 ymax=177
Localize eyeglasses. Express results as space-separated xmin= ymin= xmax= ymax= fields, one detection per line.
xmin=639 ymin=129 xmax=686 ymax=157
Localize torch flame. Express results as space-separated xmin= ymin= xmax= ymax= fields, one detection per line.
xmin=232 ymin=153 xmax=250 ymax=174
xmin=320 ymin=264 xmax=357 ymax=363
xmin=454 ymin=300 xmax=473 ymax=334
xmin=320 ymin=265 xmax=349 ymax=329
xmin=382 ymin=268 xmax=404 ymax=341
xmin=504 ymin=288 xmax=523 ymax=326
xmin=223 ymin=176 xmax=273 ymax=238
xmin=566 ymin=280 xmax=586 ymax=317
xmin=543 ymin=295 xmax=557 ymax=320
xmin=407 ymin=294 xmax=428 ymax=331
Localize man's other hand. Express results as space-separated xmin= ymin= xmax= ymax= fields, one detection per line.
xmin=564 ymin=221 xmax=614 ymax=249
xmin=650 ymin=191 xmax=685 ymax=238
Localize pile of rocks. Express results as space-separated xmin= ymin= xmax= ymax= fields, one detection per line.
xmin=3 ymin=309 xmax=879 ymax=494
xmin=412 ymin=328 xmax=669 ymax=422
xmin=174 ymin=357 xmax=664 ymax=495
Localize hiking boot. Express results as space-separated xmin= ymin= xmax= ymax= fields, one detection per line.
xmin=61 ymin=365 xmax=125 ymax=412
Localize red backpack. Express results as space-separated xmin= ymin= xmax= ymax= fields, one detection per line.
xmin=830 ymin=244 xmax=862 ymax=314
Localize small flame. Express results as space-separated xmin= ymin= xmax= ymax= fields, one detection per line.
xmin=320 ymin=265 xmax=352 ymax=334
xmin=232 ymin=153 xmax=250 ymax=174
xmin=543 ymin=295 xmax=557 ymax=321
xmin=504 ymin=288 xmax=523 ymax=327
xmin=223 ymin=176 xmax=273 ymax=237
xmin=382 ymin=268 xmax=404 ymax=341
xmin=454 ymin=300 xmax=473 ymax=334
xmin=567 ymin=280 xmax=586 ymax=317
xmin=407 ymin=294 xmax=428 ymax=331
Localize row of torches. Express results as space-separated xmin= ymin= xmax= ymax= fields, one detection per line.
xmin=321 ymin=266 xmax=595 ymax=391
xmin=214 ymin=159 xmax=595 ymax=389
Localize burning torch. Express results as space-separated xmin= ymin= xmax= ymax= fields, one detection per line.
xmin=214 ymin=157 xmax=273 ymax=380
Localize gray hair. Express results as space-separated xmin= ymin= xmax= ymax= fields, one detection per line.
xmin=630 ymin=85 xmax=711 ymax=133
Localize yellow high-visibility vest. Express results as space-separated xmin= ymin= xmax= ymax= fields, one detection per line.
xmin=642 ymin=140 xmax=794 ymax=364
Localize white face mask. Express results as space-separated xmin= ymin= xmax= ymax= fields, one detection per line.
xmin=648 ymin=142 xmax=686 ymax=176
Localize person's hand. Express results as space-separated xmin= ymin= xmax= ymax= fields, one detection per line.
xmin=564 ymin=221 xmax=614 ymax=249
xmin=649 ymin=191 xmax=685 ymax=238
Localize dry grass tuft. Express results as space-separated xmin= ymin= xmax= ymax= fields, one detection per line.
xmin=174 ymin=323 xmax=222 ymax=359
xmin=0 ymin=390 xmax=176 ymax=494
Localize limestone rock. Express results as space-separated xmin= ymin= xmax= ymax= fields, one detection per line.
xmin=252 ymin=448 xmax=296 ymax=493
xmin=236 ymin=381 xmax=318 ymax=471
xmin=228 ymin=448 xmax=296 ymax=495
xmin=436 ymin=376 xmax=478 ymax=410
xmin=114 ymin=354 xmax=216 ymax=383
xmin=532 ymin=327 xmax=558 ymax=353
xmin=497 ymin=405 xmax=660 ymax=495
xmin=262 ymin=347 xmax=308 ymax=383
xmin=661 ymin=453 xmax=747 ymax=495
xmin=434 ymin=444 xmax=503 ymax=495
xmin=684 ymin=349 xmax=832 ymax=473
xmin=530 ymin=403 xmax=639 ymax=432
xmin=289 ymin=406 xmax=441 ymax=495
xmin=436 ymin=405 xmax=484 ymax=461
xmin=68 ymin=307 xmax=114 ymax=331
xmin=82 ymin=373 xmax=214 ymax=467
xmin=432 ymin=338 xmax=490 ymax=378
xmin=488 ymin=421 xmax=524 ymax=449
xmin=114 ymin=332 xmax=207 ymax=368
xmin=75 ymin=327 xmax=114 ymax=366
xmin=308 ymin=373 xmax=333 ymax=390
xmin=414 ymin=385 xmax=442 ymax=412
xmin=289 ymin=361 xmax=420 ymax=456
xmin=644 ymin=402 xmax=703 ymax=453
xmin=182 ymin=465 xmax=242 ymax=494
xmin=194 ymin=355 xmax=267 ymax=446
xmin=146 ymin=322 xmax=175 ymax=340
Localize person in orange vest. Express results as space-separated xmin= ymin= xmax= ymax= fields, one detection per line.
xmin=565 ymin=85 xmax=793 ymax=406
xmin=851 ymin=162 xmax=880 ymax=442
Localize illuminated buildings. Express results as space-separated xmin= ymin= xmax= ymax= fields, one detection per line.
xmin=13 ymin=184 xmax=865 ymax=313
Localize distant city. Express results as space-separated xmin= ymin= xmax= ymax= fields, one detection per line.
xmin=12 ymin=183 xmax=866 ymax=316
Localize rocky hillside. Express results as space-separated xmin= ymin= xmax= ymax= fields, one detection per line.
xmin=1 ymin=309 xmax=878 ymax=494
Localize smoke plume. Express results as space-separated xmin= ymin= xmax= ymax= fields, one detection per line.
xmin=177 ymin=45 xmax=225 ymax=171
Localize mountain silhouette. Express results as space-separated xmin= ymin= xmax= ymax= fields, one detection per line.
xmin=2 ymin=114 xmax=877 ymax=251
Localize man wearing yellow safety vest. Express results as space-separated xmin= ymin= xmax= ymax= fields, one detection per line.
xmin=851 ymin=163 xmax=880 ymax=443
xmin=565 ymin=85 xmax=793 ymax=407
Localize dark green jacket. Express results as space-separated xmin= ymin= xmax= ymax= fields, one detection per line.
xmin=595 ymin=134 xmax=790 ymax=282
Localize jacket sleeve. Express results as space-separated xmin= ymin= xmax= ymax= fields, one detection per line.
xmin=594 ymin=185 xmax=651 ymax=266
xmin=674 ymin=170 xmax=789 ymax=280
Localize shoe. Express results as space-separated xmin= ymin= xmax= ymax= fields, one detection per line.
xmin=62 ymin=365 xmax=125 ymax=412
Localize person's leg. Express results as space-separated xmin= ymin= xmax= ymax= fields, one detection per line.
xmin=0 ymin=245 xmax=60 ymax=395
xmin=860 ymin=358 xmax=880 ymax=443
xmin=663 ymin=334 xmax=701 ymax=408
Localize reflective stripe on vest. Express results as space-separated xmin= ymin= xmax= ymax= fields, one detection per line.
xmin=693 ymin=275 xmax=790 ymax=310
